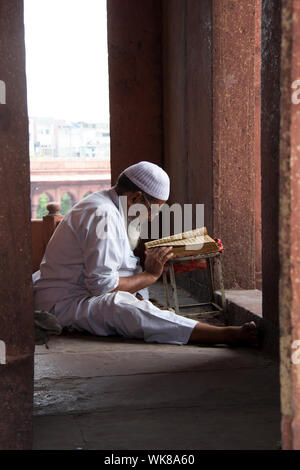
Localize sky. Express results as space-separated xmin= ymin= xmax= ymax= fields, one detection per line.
xmin=24 ymin=0 xmax=110 ymax=123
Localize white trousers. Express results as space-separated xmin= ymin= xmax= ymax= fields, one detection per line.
xmin=53 ymin=291 xmax=198 ymax=346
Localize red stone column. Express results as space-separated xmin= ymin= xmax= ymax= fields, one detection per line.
xmin=107 ymin=0 xmax=164 ymax=183
xmin=254 ymin=0 xmax=262 ymax=290
xmin=212 ymin=0 xmax=258 ymax=289
xmin=261 ymin=0 xmax=281 ymax=330
xmin=0 ymin=0 xmax=34 ymax=449
xmin=163 ymin=0 xmax=260 ymax=291
xmin=162 ymin=0 xmax=188 ymax=209
xmin=279 ymin=0 xmax=300 ymax=451
xmin=163 ymin=0 xmax=213 ymax=232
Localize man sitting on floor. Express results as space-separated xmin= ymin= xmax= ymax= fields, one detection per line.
xmin=32 ymin=161 xmax=258 ymax=347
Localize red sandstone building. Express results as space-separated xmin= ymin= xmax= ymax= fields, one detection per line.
xmin=30 ymin=158 xmax=111 ymax=218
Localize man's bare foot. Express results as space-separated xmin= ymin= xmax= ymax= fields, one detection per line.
xmin=227 ymin=321 xmax=259 ymax=347
xmin=188 ymin=320 xmax=259 ymax=347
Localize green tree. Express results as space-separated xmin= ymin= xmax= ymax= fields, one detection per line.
xmin=60 ymin=192 xmax=72 ymax=216
xmin=36 ymin=193 xmax=49 ymax=219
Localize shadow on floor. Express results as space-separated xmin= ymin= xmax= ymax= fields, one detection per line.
xmin=33 ymin=284 xmax=281 ymax=450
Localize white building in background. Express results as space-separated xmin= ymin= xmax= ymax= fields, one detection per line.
xmin=29 ymin=117 xmax=110 ymax=159
xmin=29 ymin=117 xmax=54 ymax=157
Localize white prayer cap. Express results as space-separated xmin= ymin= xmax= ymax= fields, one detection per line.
xmin=123 ymin=161 xmax=170 ymax=200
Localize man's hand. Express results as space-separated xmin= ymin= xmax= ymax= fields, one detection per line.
xmin=111 ymin=247 xmax=173 ymax=295
xmin=144 ymin=246 xmax=174 ymax=280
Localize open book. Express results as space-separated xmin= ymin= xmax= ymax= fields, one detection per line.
xmin=145 ymin=227 xmax=221 ymax=258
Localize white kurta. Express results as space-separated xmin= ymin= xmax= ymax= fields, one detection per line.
xmin=32 ymin=188 xmax=197 ymax=345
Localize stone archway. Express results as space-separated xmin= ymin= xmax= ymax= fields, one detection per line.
xmin=30 ymin=179 xmax=111 ymax=217
xmin=31 ymin=190 xmax=55 ymax=219
xmin=60 ymin=191 xmax=76 ymax=216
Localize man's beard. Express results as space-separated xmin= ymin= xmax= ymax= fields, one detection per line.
xmin=127 ymin=216 xmax=142 ymax=251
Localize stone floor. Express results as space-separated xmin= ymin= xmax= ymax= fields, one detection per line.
xmin=33 ymin=282 xmax=281 ymax=450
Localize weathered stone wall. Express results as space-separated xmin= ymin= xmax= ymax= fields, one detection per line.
xmin=0 ymin=0 xmax=34 ymax=449
xmin=261 ymin=0 xmax=281 ymax=328
xmin=163 ymin=0 xmax=213 ymax=230
xmin=279 ymin=0 xmax=300 ymax=451
xmin=212 ymin=0 xmax=260 ymax=290
xmin=162 ymin=0 xmax=213 ymax=297
xmin=162 ymin=0 xmax=260 ymax=292
xmin=107 ymin=0 xmax=163 ymax=184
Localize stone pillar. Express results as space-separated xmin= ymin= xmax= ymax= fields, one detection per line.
xmin=161 ymin=0 xmax=213 ymax=296
xmin=163 ymin=0 xmax=188 ymax=209
xmin=0 ymin=0 xmax=34 ymax=449
xmin=212 ymin=0 xmax=259 ymax=289
xmin=261 ymin=0 xmax=281 ymax=328
xmin=162 ymin=0 xmax=260 ymax=292
xmin=107 ymin=0 xmax=163 ymax=184
xmin=163 ymin=0 xmax=213 ymax=232
xmin=254 ymin=0 xmax=262 ymax=290
xmin=279 ymin=0 xmax=300 ymax=451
